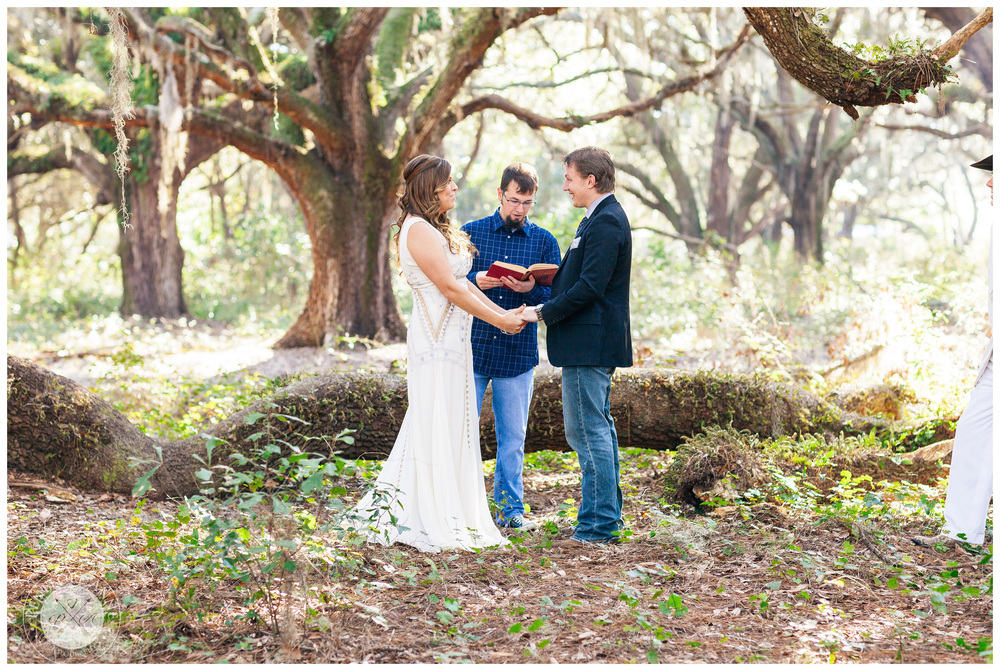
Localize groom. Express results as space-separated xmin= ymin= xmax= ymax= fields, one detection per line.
xmin=524 ymin=146 xmax=633 ymax=546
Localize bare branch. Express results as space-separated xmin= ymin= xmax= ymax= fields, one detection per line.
xmin=631 ymin=225 xmax=710 ymax=247
xmin=403 ymin=7 xmax=561 ymax=158
xmin=931 ymin=7 xmax=993 ymax=61
xmin=473 ymin=67 xmax=653 ymax=91
xmin=452 ymin=25 xmax=751 ymax=134
xmin=878 ymin=122 xmax=992 ymax=140
xmin=617 ymin=163 xmax=683 ymax=230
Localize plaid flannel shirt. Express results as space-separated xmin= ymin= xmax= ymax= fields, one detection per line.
xmin=462 ymin=210 xmax=562 ymax=378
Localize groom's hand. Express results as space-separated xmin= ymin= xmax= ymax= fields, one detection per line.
xmin=501 ymin=275 xmax=536 ymax=293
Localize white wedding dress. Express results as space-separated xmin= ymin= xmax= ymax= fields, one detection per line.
xmin=349 ymin=215 xmax=508 ymax=552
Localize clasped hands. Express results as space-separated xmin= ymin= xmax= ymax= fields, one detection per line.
xmin=497 ymin=303 xmax=542 ymax=335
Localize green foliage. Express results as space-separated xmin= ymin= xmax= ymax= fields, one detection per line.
xmin=841 ymin=35 xmax=927 ymax=63
xmin=182 ymin=210 xmax=312 ymax=326
xmin=418 ymin=8 xmax=443 ymax=32
xmin=8 ymin=52 xmax=108 ymax=110
xmin=275 ymin=53 xmax=315 ymax=92
xmin=136 ymin=417 xmax=361 ymax=633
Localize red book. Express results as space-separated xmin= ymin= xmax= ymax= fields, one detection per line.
xmin=485 ymin=261 xmax=559 ymax=286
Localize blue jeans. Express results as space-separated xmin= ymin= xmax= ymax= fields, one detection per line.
xmin=475 ymin=368 xmax=535 ymax=524
xmin=562 ymin=366 xmax=623 ymax=542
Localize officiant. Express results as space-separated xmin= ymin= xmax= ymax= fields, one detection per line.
xmin=462 ymin=163 xmax=562 ymax=531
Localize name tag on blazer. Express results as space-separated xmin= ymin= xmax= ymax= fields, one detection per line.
xmin=570 ymin=237 xmax=582 ymax=249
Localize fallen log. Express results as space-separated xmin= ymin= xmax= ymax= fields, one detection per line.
xmin=8 ymin=355 xmax=887 ymax=498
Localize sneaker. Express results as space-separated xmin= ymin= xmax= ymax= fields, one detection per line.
xmin=499 ymin=516 xmax=538 ymax=532
xmin=550 ymin=536 xmax=618 ymax=549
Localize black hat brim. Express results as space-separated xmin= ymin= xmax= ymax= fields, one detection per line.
xmin=970 ymin=155 xmax=992 ymax=171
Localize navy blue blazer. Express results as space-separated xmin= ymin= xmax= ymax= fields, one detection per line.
xmin=541 ymin=194 xmax=633 ymax=368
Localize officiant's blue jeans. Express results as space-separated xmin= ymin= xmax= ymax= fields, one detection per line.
xmin=475 ymin=368 xmax=535 ymax=524
xmin=562 ymin=366 xmax=623 ymax=543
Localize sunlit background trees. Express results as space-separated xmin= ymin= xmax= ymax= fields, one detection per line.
xmin=7 ymin=7 xmax=993 ymax=413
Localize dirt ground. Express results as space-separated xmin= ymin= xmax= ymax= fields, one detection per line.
xmin=6 ymin=450 xmax=992 ymax=664
xmin=6 ymin=326 xmax=993 ymax=663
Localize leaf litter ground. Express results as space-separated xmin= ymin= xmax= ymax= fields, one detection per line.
xmin=6 ymin=324 xmax=992 ymax=663
xmin=7 ymin=447 xmax=992 ymax=664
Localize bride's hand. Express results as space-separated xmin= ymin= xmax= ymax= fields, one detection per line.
xmin=499 ymin=305 xmax=527 ymax=334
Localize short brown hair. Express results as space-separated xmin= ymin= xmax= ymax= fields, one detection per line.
xmin=500 ymin=163 xmax=539 ymax=195
xmin=564 ymin=146 xmax=615 ymax=194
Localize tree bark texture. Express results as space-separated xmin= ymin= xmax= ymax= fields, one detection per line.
xmin=744 ymin=8 xmax=956 ymax=120
xmin=7 ymin=355 xmax=192 ymax=498
xmin=117 ymin=163 xmax=188 ymax=319
xmin=270 ymin=151 xmax=404 ymax=347
xmin=8 ymin=355 xmax=889 ymax=498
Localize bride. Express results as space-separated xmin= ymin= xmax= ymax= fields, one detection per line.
xmin=349 ymin=154 xmax=528 ymax=552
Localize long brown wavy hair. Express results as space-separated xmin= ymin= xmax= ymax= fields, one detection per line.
xmin=392 ymin=154 xmax=474 ymax=257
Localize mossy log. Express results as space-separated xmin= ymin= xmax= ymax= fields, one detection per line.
xmin=8 ymin=355 xmax=887 ymax=498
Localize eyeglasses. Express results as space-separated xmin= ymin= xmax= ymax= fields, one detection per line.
xmin=501 ymin=192 xmax=535 ymax=210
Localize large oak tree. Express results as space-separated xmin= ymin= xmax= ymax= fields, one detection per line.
xmin=8 ymin=8 xmax=227 ymax=318
xmin=12 ymin=8 xmax=752 ymax=346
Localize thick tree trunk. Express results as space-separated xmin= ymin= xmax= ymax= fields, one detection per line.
xmin=8 ymin=356 xmax=890 ymax=498
xmin=116 ymin=129 xmax=224 ymax=319
xmin=7 ymin=355 xmax=194 ymax=498
xmin=118 ymin=170 xmax=188 ymax=318
xmin=273 ymin=154 xmax=405 ymax=347
xmin=788 ymin=186 xmax=821 ymax=261
xmin=706 ymin=105 xmax=735 ymax=243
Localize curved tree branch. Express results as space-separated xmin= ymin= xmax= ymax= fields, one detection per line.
xmin=743 ymin=7 xmax=979 ymax=120
xmin=617 ymin=162 xmax=683 ymax=231
xmin=402 ymin=7 xmax=561 ymax=159
xmin=473 ymin=66 xmax=653 ymax=91
xmin=13 ymin=95 xmax=304 ymax=180
xmin=931 ymin=7 xmax=993 ymax=61
xmin=443 ymin=24 xmax=752 ymax=137
xmin=335 ymin=7 xmax=389 ymax=66
xmin=877 ymin=121 xmax=992 ymax=140
xmin=921 ymin=7 xmax=992 ymax=92
xmin=118 ymin=8 xmax=351 ymax=157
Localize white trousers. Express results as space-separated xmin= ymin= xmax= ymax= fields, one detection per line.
xmin=942 ymin=361 xmax=993 ymax=543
